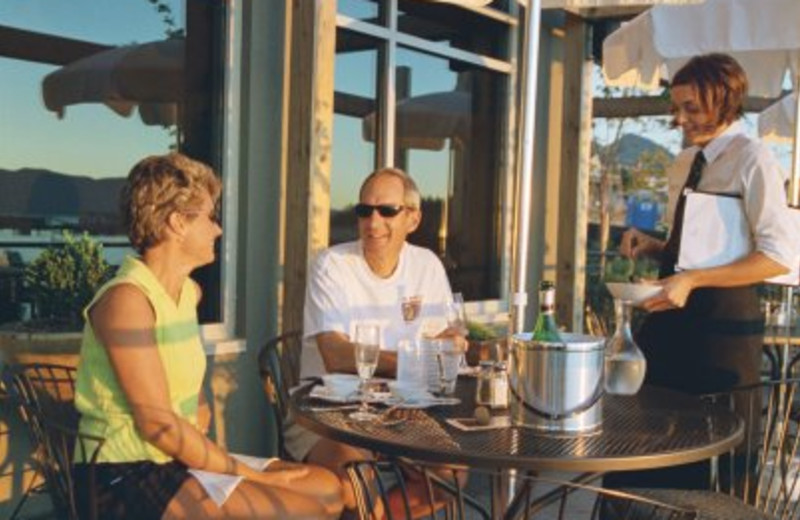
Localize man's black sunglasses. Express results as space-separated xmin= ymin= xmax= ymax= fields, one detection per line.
xmin=354 ymin=203 xmax=407 ymax=218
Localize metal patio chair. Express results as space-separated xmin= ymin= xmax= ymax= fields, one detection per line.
xmin=345 ymin=459 xmax=490 ymax=520
xmin=257 ymin=330 xmax=305 ymax=459
xmin=2 ymin=362 xmax=103 ymax=520
xmin=621 ymin=378 xmax=800 ymax=520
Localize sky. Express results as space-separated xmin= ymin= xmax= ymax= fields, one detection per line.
xmin=2 ymin=0 xmax=793 ymax=195
xmin=0 ymin=0 xmax=179 ymax=179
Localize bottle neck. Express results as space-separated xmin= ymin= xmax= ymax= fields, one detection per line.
xmin=613 ymin=299 xmax=633 ymax=336
xmin=539 ymin=289 xmax=555 ymax=313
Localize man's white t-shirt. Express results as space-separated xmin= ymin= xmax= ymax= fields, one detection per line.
xmin=301 ymin=240 xmax=453 ymax=379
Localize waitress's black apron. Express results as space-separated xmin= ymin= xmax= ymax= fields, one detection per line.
xmin=604 ymin=250 xmax=764 ymax=492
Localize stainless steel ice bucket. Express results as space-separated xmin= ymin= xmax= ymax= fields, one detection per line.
xmin=508 ymin=332 xmax=605 ymax=433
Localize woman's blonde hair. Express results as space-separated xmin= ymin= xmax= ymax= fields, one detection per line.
xmin=121 ymin=152 xmax=221 ymax=253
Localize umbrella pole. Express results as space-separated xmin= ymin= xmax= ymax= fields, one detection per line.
xmin=511 ymin=0 xmax=543 ymax=335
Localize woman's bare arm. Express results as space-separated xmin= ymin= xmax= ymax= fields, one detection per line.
xmin=91 ymin=284 xmax=305 ymax=485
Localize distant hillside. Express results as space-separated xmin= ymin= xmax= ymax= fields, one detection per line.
xmin=0 ymin=168 xmax=125 ymax=218
xmin=607 ymin=134 xmax=675 ymax=166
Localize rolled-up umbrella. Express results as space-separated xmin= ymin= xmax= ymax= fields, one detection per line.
xmin=42 ymin=38 xmax=184 ymax=126
xmin=362 ymin=90 xmax=470 ymax=151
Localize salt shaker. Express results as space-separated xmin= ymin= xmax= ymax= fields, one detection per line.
xmin=475 ymin=361 xmax=494 ymax=406
xmin=490 ymin=361 xmax=509 ymax=409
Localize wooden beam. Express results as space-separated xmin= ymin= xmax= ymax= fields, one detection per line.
xmin=282 ymin=0 xmax=337 ymax=336
xmin=334 ymin=91 xmax=375 ymax=118
xmin=556 ymin=14 xmax=592 ymax=332
xmin=0 ymin=25 xmax=110 ymax=65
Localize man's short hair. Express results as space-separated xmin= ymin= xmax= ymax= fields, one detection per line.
xmin=670 ymin=53 xmax=748 ymax=128
xmin=359 ymin=167 xmax=421 ymax=209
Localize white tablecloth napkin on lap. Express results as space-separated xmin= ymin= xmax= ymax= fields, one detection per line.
xmin=188 ymin=453 xmax=278 ymax=507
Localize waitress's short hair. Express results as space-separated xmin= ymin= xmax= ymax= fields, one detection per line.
xmin=670 ymin=53 xmax=748 ymax=128
xmin=121 ymin=152 xmax=221 ymax=254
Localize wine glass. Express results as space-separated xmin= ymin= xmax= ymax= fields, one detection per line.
xmin=349 ymin=324 xmax=381 ymax=422
xmin=435 ymin=338 xmax=462 ymax=395
xmin=445 ymin=292 xmax=468 ymax=335
xmin=445 ymin=292 xmax=469 ymax=369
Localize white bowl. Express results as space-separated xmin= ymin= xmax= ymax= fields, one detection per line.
xmin=321 ymin=373 xmax=360 ymax=397
xmin=605 ymin=282 xmax=661 ymax=304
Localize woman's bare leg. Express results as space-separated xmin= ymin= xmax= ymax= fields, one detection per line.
xmin=161 ymin=475 xmax=337 ymax=520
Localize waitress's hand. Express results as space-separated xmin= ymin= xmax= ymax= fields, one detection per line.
xmin=641 ymin=272 xmax=695 ymax=312
xmin=620 ymin=228 xmax=664 ymax=259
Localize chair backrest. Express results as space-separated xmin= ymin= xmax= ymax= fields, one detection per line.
xmin=2 ymin=363 xmax=102 ymax=520
xmin=705 ymin=377 xmax=800 ymax=518
xmin=584 ymin=305 xmax=610 ymax=338
xmin=257 ymin=331 xmax=303 ymax=457
xmin=345 ymin=459 xmax=490 ymax=520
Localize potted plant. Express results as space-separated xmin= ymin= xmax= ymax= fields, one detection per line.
xmin=0 ymin=231 xmax=112 ymax=366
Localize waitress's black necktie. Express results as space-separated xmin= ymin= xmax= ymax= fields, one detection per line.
xmin=661 ymin=150 xmax=706 ymax=276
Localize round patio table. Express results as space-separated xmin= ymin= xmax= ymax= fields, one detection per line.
xmin=291 ymin=377 xmax=743 ymax=474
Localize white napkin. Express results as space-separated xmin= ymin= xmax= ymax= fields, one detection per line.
xmin=188 ymin=453 xmax=278 ymax=507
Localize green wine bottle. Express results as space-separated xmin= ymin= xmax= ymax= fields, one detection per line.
xmin=532 ymin=281 xmax=561 ymax=342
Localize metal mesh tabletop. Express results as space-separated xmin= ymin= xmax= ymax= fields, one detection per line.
xmin=292 ymin=377 xmax=744 ymax=473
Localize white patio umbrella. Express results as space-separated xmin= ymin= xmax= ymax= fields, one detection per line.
xmin=601 ymin=0 xmax=800 ymax=202
xmin=362 ymin=90 xmax=470 ymax=151
xmin=602 ymin=0 xmax=800 ymax=98
xmin=42 ymin=38 xmax=184 ymax=126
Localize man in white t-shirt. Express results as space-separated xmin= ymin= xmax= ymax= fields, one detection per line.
xmin=286 ymin=167 xmax=464 ymax=515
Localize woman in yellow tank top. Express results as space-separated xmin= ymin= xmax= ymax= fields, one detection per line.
xmin=73 ymin=153 xmax=342 ymax=519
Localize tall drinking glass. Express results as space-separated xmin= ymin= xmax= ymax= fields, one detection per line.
xmin=445 ymin=292 xmax=468 ymax=369
xmin=350 ymin=324 xmax=381 ymax=422
xmin=435 ymin=338 xmax=462 ymax=395
xmin=445 ymin=292 xmax=468 ymax=335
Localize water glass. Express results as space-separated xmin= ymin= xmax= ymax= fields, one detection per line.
xmin=350 ymin=324 xmax=381 ymax=422
xmin=397 ymin=338 xmax=425 ymax=387
xmin=445 ymin=293 xmax=468 ymax=336
xmin=435 ymin=338 xmax=462 ymax=395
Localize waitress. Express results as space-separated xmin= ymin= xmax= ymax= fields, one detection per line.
xmin=614 ymin=53 xmax=796 ymax=488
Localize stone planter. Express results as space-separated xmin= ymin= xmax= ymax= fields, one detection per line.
xmin=0 ymin=331 xmax=82 ymax=368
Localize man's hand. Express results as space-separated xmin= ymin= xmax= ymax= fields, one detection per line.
xmin=436 ymin=326 xmax=467 ymax=352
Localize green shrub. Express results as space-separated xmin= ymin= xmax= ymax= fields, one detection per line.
xmin=24 ymin=232 xmax=112 ymax=330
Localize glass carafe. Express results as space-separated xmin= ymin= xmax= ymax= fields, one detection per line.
xmin=604 ymin=297 xmax=646 ymax=395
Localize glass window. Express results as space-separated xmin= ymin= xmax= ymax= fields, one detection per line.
xmin=332 ymin=30 xmax=380 ymax=244
xmin=396 ymin=0 xmax=509 ymax=61
xmin=394 ymin=47 xmax=504 ymax=300
xmin=0 ymin=0 xmax=225 ymax=329
xmin=338 ymin=0 xmax=382 ymax=24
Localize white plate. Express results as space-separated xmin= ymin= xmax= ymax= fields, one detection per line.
xmin=605 ymin=282 xmax=661 ymax=304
